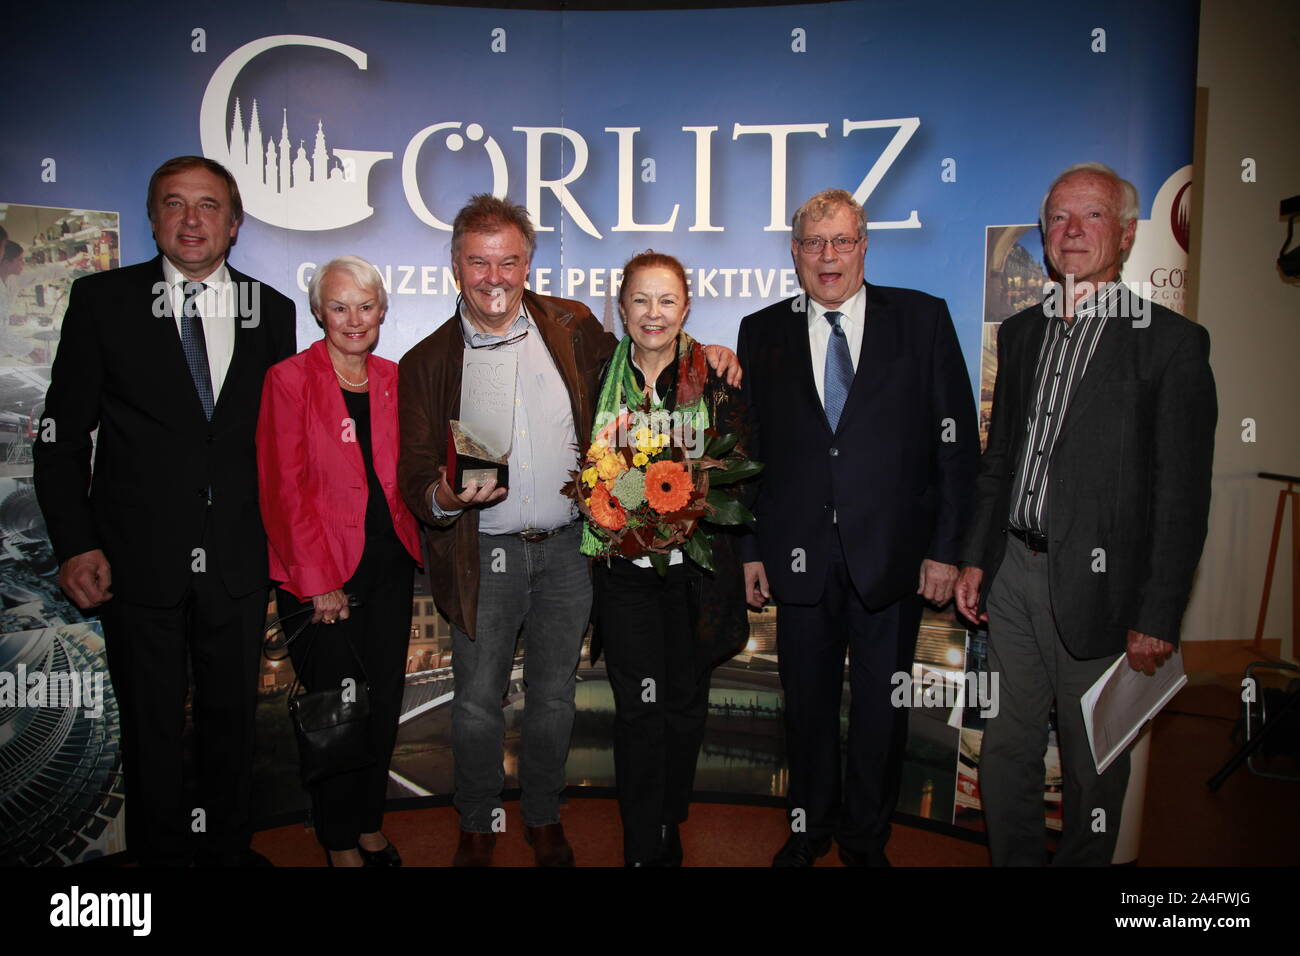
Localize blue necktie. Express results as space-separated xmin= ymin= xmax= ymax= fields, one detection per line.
xmin=180 ymin=281 xmax=215 ymax=420
xmin=823 ymin=310 xmax=854 ymax=431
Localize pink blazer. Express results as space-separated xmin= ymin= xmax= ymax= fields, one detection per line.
xmin=257 ymin=339 xmax=421 ymax=599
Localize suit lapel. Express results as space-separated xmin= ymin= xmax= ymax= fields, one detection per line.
xmin=306 ymin=339 xmax=365 ymax=483
xmin=369 ymin=359 xmax=399 ymax=487
xmin=1059 ymin=304 xmax=1126 ymax=434
xmin=527 ymin=291 xmax=587 ymax=440
xmin=836 ymin=283 xmax=900 ymax=433
xmin=1017 ymin=305 xmax=1049 ymax=418
xmin=783 ymin=297 xmax=829 ymax=434
xmin=212 ymin=264 xmax=257 ymax=423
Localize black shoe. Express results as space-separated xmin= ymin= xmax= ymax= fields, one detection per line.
xmin=660 ymin=824 xmax=683 ymax=867
xmin=837 ymin=843 xmax=890 ymax=867
xmin=623 ymin=825 xmax=681 ymax=867
xmin=772 ymin=834 xmax=832 ymax=867
xmin=358 ymin=841 xmax=402 ymax=867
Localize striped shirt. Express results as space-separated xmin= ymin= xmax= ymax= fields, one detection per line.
xmin=1008 ymin=283 xmax=1122 ymax=533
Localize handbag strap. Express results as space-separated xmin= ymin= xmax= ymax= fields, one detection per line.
xmin=264 ymin=594 xmax=363 ymax=659
xmin=284 ymin=599 xmax=370 ymax=701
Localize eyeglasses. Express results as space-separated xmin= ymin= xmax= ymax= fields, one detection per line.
xmin=468 ymin=328 xmax=529 ymax=350
xmin=794 ymin=235 xmax=863 ymax=255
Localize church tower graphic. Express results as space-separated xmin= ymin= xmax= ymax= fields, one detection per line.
xmin=225 ymin=97 xmax=392 ymax=231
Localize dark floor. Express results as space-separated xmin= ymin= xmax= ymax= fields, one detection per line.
xmin=252 ymin=641 xmax=1299 ymax=866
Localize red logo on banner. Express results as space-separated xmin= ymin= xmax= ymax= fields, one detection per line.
xmin=1171 ymin=182 xmax=1191 ymax=253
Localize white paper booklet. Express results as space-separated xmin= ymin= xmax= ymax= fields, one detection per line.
xmin=1082 ymin=647 xmax=1187 ymax=774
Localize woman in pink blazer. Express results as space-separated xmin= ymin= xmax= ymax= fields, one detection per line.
xmin=257 ymin=255 xmax=421 ymax=867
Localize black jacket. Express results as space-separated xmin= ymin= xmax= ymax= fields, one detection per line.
xmin=959 ymin=291 xmax=1216 ymax=656
xmin=34 ymin=256 xmax=296 ymax=605
xmin=736 ymin=283 xmax=978 ymax=609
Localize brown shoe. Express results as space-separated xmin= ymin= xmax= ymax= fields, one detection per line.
xmin=524 ymin=823 xmax=575 ymax=867
xmin=452 ymin=831 xmax=497 ymax=867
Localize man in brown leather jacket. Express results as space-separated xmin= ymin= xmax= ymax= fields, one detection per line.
xmin=399 ymin=194 xmax=737 ymax=866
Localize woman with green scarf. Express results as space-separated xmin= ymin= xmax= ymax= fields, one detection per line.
xmin=584 ymin=251 xmax=754 ymax=866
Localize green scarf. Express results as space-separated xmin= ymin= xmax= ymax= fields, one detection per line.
xmin=580 ymin=331 xmax=710 ymax=557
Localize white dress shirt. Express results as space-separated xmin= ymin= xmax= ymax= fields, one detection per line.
xmin=161 ymin=256 xmax=236 ymax=400
xmin=806 ymin=285 xmax=866 ymax=406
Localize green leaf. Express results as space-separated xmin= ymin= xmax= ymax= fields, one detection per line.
xmin=683 ymin=530 xmax=716 ymax=573
xmin=705 ymin=489 xmax=754 ymax=525
xmin=704 ymin=431 xmax=739 ymax=459
xmin=708 ymin=459 xmax=764 ymax=486
xmin=648 ymin=551 xmax=669 ymax=577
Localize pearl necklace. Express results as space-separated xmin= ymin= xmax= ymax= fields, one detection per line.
xmin=334 ymin=366 xmax=368 ymax=388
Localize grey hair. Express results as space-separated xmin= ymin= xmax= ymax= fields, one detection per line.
xmin=1039 ymin=162 xmax=1140 ymax=230
xmin=791 ymin=188 xmax=869 ymax=238
xmin=308 ymin=255 xmax=388 ymax=317
xmin=451 ymin=193 xmax=537 ymax=261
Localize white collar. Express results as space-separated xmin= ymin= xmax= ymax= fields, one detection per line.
xmin=459 ymin=300 xmax=532 ymax=346
xmin=161 ymin=256 xmax=229 ymax=288
xmin=805 ymin=284 xmax=866 ymax=331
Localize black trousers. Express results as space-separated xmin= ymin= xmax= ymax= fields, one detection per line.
xmin=99 ymin=513 xmax=267 ymax=866
xmin=595 ymin=559 xmax=711 ymax=863
xmin=277 ymin=534 xmax=413 ymax=851
xmin=775 ymin=531 xmax=923 ymax=856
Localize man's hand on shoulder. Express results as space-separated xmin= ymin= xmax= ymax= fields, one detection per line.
xmin=918 ymin=559 xmax=958 ymax=607
xmin=433 ymin=465 xmax=507 ymax=513
xmin=702 ymin=344 xmax=743 ymax=387
xmin=59 ymin=549 xmax=113 ymax=609
xmin=1125 ymin=630 xmax=1175 ymax=675
xmin=954 ymin=566 xmax=987 ymax=624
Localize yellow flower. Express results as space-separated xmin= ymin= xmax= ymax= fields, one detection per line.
xmin=634 ymin=426 xmax=653 ymax=446
xmin=581 ymin=467 xmax=598 ymax=488
xmin=596 ymin=453 xmax=624 ymax=481
xmin=653 ymin=432 xmax=671 ymax=449
xmin=632 ymin=451 xmax=649 ymax=467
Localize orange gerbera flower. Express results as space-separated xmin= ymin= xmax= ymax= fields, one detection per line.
xmin=644 ymin=460 xmax=693 ymax=514
xmin=589 ymin=483 xmax=627 ymax=531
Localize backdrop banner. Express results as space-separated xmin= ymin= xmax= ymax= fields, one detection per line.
xmin=1 ymin=0 xmax=1198 ymax=864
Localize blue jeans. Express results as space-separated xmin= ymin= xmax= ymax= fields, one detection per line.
xmin=451 ymin=523 xmax=591 ymax=831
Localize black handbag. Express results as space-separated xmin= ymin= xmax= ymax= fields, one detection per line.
xmin=265 ymin=597 xmax=377 ymax=786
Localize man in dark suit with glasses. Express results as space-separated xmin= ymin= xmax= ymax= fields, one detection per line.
xmin=738 ymin=188 xmax=978 ymax=866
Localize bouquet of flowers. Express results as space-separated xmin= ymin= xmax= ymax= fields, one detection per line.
xmin=566 ymin=398 xmax=761 ymax=575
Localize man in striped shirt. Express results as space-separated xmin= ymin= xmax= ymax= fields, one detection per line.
xmin=955 ymin=163 xmax=1216 ymax=865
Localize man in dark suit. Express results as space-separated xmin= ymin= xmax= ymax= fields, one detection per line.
xmin=737 ymin=188 xmax=978 ymax=866
xmin=954 ymin=163 xmax=1216 ymax=865
xmin=34 ymin=156 xmax=296 ymax=866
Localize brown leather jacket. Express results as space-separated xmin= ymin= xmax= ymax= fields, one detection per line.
xmin=397 ymin=291 xmax=616 ymax=638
